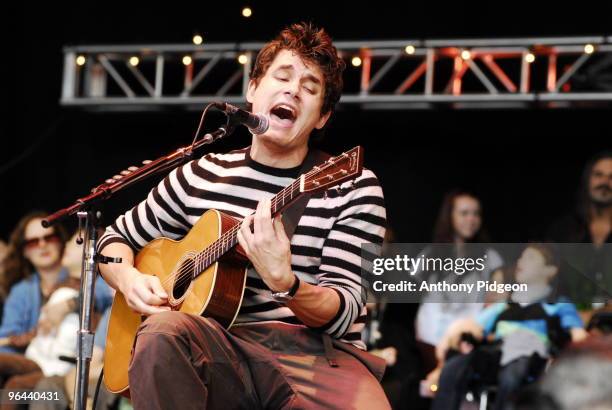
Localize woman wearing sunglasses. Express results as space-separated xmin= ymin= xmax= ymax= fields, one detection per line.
xmin=0 ymin=212 xmax=111 ymax=395
xmin=0 ymin=212 xmax=71 ymax=389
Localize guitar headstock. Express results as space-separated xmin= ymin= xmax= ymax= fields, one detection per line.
xmin=301 ymin=146 xmax=363 ymax=194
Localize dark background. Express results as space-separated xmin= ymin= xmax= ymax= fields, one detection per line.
xmin=3 ymin=1 xmax=611 ymax=242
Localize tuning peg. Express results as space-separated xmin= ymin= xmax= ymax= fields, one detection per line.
xmin=142 ymin=160 xmax=152 ymax=165
xmin=105 ymin=179 xmax=115 ymax=184
xmin=128 ymin=166 xmax=139 ymax=171
xmin=120 ymin=170 xmax=131 ymax=176
xmin=112 ymin=175 xmax=123 ymax=180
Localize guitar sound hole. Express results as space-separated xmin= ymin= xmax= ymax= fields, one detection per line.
xmin=172 ymin=259 xmax=194 ymax=300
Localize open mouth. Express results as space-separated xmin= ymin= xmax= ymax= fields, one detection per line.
xmin=270 ymin=104 xmax=297 ymax=126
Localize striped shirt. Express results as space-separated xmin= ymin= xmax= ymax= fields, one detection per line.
xmin=98 ymin=147 xmax=386 ymax=349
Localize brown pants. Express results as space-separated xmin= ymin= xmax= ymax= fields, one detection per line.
xmin=129 ymin=312 xmax=391 ymax=410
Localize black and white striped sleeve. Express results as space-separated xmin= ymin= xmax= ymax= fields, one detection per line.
xmin=315 ymin=170 xmax=386 ymax=338
xmin=97 ymin=163 xmax=193 ymax=254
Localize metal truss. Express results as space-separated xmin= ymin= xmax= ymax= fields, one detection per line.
xmin=61 ymin=36 xmax=612 ymax=110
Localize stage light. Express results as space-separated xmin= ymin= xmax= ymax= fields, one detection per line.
xmin=461 ymin=50 xmax=471 ymax=60
xmin=182 ymin=55 xmax=193 ymax=66
xmin=351 ymin=56 xmax=362 ymax=67
xmin=238 ymin=54 xmax=248 ymax=64
xmin=525 ymin=53 xmax=535 ymax=63
xmin=129 ymin=56 xmax=140 ymax=67
xmin=242 ymin=7 xmax=252 ymax=17
xmin=405 ymin=45 xmax=416 ymax=55
xmin=584 ymin=44 xmax=595 ymax=54
xmin=431 ymin=384 xmax=438 ymax=393
xmin=193 ymin=35 xmax=203 ymax=45
xmin=76 ymin=55 xmax=86 ymax=66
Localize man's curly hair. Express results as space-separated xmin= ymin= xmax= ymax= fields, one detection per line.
xmin=250 ymin=22 xmax=345 ymax=115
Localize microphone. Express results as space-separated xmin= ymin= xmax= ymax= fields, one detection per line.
xmin=212 ymin=102 xmax=269 ymax=134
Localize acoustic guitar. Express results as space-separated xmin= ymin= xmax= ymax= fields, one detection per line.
xmin=103 ymin=146 xmax=364 ymax=395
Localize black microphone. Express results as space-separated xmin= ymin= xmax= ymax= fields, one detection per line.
xmin=212 ymin=102 xmax=269 ymax=134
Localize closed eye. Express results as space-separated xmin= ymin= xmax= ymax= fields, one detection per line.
xmin=304 ymin=83 xmax=320 ymax=94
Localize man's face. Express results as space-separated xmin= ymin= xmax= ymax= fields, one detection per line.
xmin=589 ymin=158 xmax=612 ymax=207
xmin=247 ymin=49 xmax=331 ymax=150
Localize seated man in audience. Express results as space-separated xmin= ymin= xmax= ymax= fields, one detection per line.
xmin=429 ymin=243 xmax=588 ymax=410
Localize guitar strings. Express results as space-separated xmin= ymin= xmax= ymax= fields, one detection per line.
xmin=159 ymin=178 xmax=300 ymax=291
xmin=158 ymin=156 xmax=348 ymax=294
xmin=160 ymin=186 xmax=293 ymax=292
xmin=162 ymin=178 xmax=300 ymax=292
xmin=161 ymin=161 xmax=343 ymax=293
xmin=159 ymin=159 xmax=345 ymax=293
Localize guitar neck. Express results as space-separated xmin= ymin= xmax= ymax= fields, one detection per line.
xmin=270 ymin=177 xmax=304 ymax=216
xmin=192 ymin=146 xmax=362 ymax=276
xmin=192 ymin=178 xmax=304 ymax=275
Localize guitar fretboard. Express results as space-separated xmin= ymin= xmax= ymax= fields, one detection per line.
xmin=192 ymin=177 xmax=303 ymax=275
xmin=171 ymin=147 xmax=360 ymax=285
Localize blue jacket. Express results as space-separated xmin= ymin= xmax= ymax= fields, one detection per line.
xmin=0 ymin=269 xmax=113 ymax=353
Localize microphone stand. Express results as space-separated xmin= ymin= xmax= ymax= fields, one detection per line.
xmin=43 ymin=117 xmax=231 ymax=410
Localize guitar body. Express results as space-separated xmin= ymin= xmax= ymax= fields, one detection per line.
xmin=103 ymin=209 xmax=248 ymax=396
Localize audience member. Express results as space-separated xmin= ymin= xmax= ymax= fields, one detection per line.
xmin=431 ymin=243 xmax=587 ymax=410
xmin=416 ymin=190 xmax=503 ymax=376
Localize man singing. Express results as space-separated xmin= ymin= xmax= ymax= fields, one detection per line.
xmin=98 ymin=22 xmax=390 ymax=409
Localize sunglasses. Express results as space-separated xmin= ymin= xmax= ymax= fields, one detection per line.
xmin=24 ymin=233 xmax=61 ymax=249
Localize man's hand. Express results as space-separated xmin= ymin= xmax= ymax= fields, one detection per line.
xmin=236 ymin=199 xmax=341 ymax=327
xmin=120 ymin=267 xmax=171 ymax=315
xmin=237 ymin=199 xmax=295 ymax=292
